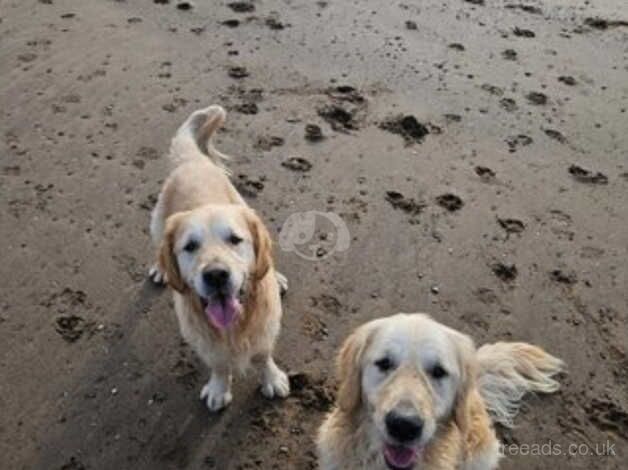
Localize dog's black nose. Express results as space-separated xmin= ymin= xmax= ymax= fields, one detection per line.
xmin=202 ymin=269 xmax=230 ymax=288
xmin=385 ymin=412 xmax=423 ymax=443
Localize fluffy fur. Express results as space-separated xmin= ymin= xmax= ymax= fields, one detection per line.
xmin=317 ymin=313 xmax=563 ymax=470
xmin=149 ymin=105 xmax=290 ymax=411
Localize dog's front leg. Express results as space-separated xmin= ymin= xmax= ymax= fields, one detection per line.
xmin=260 ymin=355 xmax=290 ymax=399
xmin=200 ymin=366 xmax=233 ymax=412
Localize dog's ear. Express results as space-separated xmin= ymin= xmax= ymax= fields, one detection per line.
xmin=159 ymin=214 xmax=186 ymax=293
xmin=245 ymin=209 xmax=273 ymax=282
xmin=450 ymin=331 xmax=477 ymax=436
xmin=336 ymin=324 xmax=373 ymax=414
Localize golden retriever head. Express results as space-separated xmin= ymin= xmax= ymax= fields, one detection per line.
xmin=336 ymin=313 xmax=476 ymax=470
xmin=159 ymin=204 xmax=272 ymax=331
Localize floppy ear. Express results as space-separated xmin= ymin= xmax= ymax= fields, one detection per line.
xmin=336 ymin=324 xmax=372 ymax=414
xmin=451 ymin=331 xmax=477 ymax=436
xmin=245 ymin=209 xmax=273 ymax=281
xmin=158 ymin=214 xmax=186 ymax=293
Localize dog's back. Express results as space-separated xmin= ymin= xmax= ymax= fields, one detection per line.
xmin=159 ymin=105 xmax=245 ymax=219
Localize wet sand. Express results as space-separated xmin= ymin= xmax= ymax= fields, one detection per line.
xmin=0 ymin=0 xmax=626 ymax=468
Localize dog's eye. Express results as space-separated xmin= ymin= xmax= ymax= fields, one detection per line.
xmin=228 ymin=233 xmax=243 ymax=245
xmin=375 ymin=357 xmax=394 ymax=372
xmin=183 ymin=240 xmax=199 ymax=253
xmin=430 ymin=364 xmax=448 ymax=380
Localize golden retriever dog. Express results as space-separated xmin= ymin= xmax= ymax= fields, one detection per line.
xmin=317 ymin=313 xmax=563 ymax=469
xmin=149 ymin=105 xmax=290 ymax=411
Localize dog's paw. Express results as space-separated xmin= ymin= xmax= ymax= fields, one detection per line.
xmin=261 ymin=364 xmax=290 ymax=399
xmin=148 ymin=263 xmax=167 ymax=285
xmin=276 ymin=271 xmax=289 ymax=296
xmin=200 ymin=379 xmax=232 ymax=412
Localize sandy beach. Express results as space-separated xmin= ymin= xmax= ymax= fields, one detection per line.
xmin=0 ymin=0 xmax=626 ymax=468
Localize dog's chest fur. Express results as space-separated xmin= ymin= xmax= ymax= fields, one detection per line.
xmin=173 ymin=280 xmax=280 ymax=372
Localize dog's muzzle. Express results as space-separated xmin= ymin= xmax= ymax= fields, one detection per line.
xmin=382 ymin=411 xmax=424 ymax=470
xmin=198 ymin=268 xmax=242 ymax=330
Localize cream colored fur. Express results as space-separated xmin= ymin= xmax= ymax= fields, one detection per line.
xmin=149 ymin=105 xmax=289 ymax=411
xmin=317 ymin=313 xmax=563 ymax=469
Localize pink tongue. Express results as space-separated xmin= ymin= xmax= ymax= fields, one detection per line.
xmin=384 ymin=444 xmax=418 ymax=469
xmin=205 ymin=297 xmax=240 ymax=330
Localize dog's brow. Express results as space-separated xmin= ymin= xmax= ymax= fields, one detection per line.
xmin=372 ymin=340 xmax=402 ymax=362
xmin=184 ymin=234 xmax=200 ymax=245
xmin=211 ymin=216 xmax=235 ymax=239
xmin=178 ymin=224 xmax=204 ymax=249
xmin=374 ymin=350 xmax=394 ymax=362
xmin=419 ymin=347 xmax=457 ymax=377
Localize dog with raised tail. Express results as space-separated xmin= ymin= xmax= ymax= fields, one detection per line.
xmin=149 ymin=105 xmax=290 ymax=411
xmin=317 ymin=313 xmax=563 ymax=469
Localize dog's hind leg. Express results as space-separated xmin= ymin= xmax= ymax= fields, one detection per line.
xmin=275 ymin=271 xmax=288 ymax=296
xmin=148 ymin=193 xmax=167 ymax=285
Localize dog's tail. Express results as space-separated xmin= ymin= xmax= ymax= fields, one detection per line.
xmin=169 ymin=105 xmax=230 ymax=170
xmin=476 ymin=342 xmax=563 ymax=428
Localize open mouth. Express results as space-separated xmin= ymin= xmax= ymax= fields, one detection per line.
xmin=199 ymin=295 xmax=241 ymax=330
xmin=383 ymin=444 xmax=420 ymax=470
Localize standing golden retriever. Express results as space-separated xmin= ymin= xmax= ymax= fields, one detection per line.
xmin=149 ymin=105 xmax=290 ymax=411
xmin=317 ymin=313 xmax=563 ymax=469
